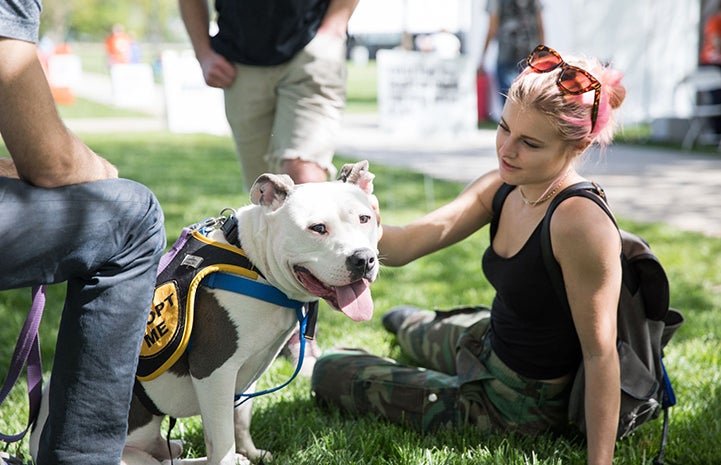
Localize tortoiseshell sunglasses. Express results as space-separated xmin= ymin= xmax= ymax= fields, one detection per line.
xmin=526 ymin=44 xmax=601 ymax=131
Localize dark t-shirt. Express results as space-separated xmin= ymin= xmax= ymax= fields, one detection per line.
xmin=483 ymin=186 xmax=582 ymax=379
xmin=211 ymin=0 xmax=330 ymax=66
xmin=486 ymin=0 xmax=543 ymax=65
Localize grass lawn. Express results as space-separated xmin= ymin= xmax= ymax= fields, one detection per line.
xmin=0 ymin=131 xmax=720 ymax=464
xmin=56 ymin=97 xmax=150 ymax=119
xmin=346 ymin=61 xmax=378 ymax=113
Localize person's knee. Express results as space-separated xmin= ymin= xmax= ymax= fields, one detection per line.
xmin=108 ymin=179 xmax=165 ymax=254
xmin=312 ymin=349 xmax=462 ymax=430
xmin=311 ymin=348 xmax=379 ymax=407
xmin=281 ymin=158 xmax=328 ymax=183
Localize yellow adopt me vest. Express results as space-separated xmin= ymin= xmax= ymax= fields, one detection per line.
xmin=136 ymin=229 xmax=261 ymax=381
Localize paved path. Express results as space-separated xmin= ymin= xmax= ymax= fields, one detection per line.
xmin=336 ymin=113 xmax=721 ymax=238
xmin=64 ymin=73 xmax=721 ymax=238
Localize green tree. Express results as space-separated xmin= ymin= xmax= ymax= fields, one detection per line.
xmin=40 ymin=0 xmax=180 ymax=42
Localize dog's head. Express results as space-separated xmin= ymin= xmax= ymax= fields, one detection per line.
xmin=244 ymin=160 xmax=380 ymax=322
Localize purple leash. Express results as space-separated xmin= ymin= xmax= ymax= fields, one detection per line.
xmin=0 ymin=285 xmax=45 ymax=444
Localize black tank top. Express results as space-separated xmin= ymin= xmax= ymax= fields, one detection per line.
xmin=482 ymin=185 xmax=581 ymax=379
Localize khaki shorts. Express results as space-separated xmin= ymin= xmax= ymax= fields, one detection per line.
xmin=224 ymin=33 xmax=347 ymax=189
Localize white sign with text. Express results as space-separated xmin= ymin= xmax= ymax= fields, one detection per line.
xmin=377 ymin=50 xmax=476 ymax=136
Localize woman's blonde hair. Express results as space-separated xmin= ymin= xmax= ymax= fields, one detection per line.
xmin=507 ymin=51 xmax=626 ymax=148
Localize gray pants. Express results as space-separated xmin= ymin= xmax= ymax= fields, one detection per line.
xmin=0 ymin=178 xmax=165 ymax=464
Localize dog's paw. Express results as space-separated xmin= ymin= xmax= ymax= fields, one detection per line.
xmin=168 ymin=439 xmax=184 ymax=459
xmin=254 ymin=450 xmax=273 ymax=464
xmin=231 ymin=453 xmax=253 ymax=465
xmin=159 ymin=453 xmax=252 ymax=465
xmin=239 ymin=448 xmax=272 ymax=464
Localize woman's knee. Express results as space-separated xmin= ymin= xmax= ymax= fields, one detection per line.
xmin=312 ymin=349 xmax=463 ymax=431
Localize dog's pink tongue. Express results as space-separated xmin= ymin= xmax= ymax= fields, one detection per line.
xmin=336 ymin=279 xmax=373 ymax=321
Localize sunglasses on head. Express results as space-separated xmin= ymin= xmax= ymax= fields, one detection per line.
xmin=525 ymin=44 xmax=601 ymax=131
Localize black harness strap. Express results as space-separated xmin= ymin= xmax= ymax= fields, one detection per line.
xmin=221 ymin=214 xmax=241 ymax=248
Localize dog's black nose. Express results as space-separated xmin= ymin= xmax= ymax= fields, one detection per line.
xmin=347 ymin=248 xmax=376 ymax=278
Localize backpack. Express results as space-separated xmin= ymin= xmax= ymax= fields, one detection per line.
xmin=493 ymin=182 xmax=684 ymax=463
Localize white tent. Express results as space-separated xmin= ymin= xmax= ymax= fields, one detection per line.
xmin=546 ymin=0 xmax=700 ymax=124
xmin=351 ymin=0 xmax=705 ymax=126
xmin=471 ymin=0 xmax=703 ymax=124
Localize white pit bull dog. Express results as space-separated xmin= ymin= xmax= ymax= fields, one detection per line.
xmin=30 ymin=161 xmax=380 ymax=465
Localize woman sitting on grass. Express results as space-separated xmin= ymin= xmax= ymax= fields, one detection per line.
xmin=312 ymin=45 xmax=627 ymax=465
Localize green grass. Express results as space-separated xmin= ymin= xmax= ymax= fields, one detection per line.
xmin=0 ymin=132 xmax=720 ymax=464
xmin=56 ymin=96 xmax=150 ymax=118
xmin=346 ymin=61 xmax=378 ymax=113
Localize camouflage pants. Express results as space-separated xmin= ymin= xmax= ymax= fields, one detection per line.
xmin=311 ymin=306 xmax=571 ymax=434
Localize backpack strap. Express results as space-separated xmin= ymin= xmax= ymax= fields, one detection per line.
xmin=540 ymin=181 xmax=617 ymax=311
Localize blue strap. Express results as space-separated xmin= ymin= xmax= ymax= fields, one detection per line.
xmin=201 ymin=272 xmax=305 ymax=311
xmin=233 ymin=304 xmax=309 ymax=407
xmin=660 ymin=357 xmax=677 ymax=408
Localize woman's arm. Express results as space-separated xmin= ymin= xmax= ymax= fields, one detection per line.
xmin=379 ymin=170 xmax=502 ymax=266
xmin=479 ymin=13 xmax=499 ymax=70
xmin=551 ymin=196 xmax=622 ymax=465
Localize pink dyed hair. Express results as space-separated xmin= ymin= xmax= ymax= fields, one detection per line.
xmin=507 ymin=51 xmax=626 ymax=148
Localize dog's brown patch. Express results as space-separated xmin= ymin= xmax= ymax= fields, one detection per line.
xmin=128 ymin=393 xmax=156 ymax=430
xmin=186 ymin=287 xmax=239 ymax=379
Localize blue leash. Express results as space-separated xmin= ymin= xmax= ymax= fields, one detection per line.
xmin=233 ymin=301 xmax=318 ymax=407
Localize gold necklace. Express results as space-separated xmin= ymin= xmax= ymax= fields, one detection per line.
xmin=519 ymin=171 xmax=571 ymax=207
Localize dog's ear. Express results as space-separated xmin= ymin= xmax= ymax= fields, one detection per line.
xmin=337 ymin=160 xmax=374 ymax=195
xmin=250 ymin=173 xmax=295 ymax=210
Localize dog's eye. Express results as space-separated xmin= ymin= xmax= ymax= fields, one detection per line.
xmin=309 ymin=224 xmax=327 ymax=235
xmin=359 ymin=215 xmax=371 ymax=224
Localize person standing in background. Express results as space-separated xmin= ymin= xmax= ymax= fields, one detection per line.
xmin=105 ymin=23 xmax=133 ymax=65
xmin=479 ymin=0 xmax=544 ymax=108
xmin=179 ymin=0 xmax=358 ymax=188
xmin=179 ymin=0 xmax=360 ymax=371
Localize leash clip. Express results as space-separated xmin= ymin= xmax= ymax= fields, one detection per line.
xmin=191 ymin=208 xmax=236 ymax=236
xmin=192 ymin=217 xmax=221 ymax=233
